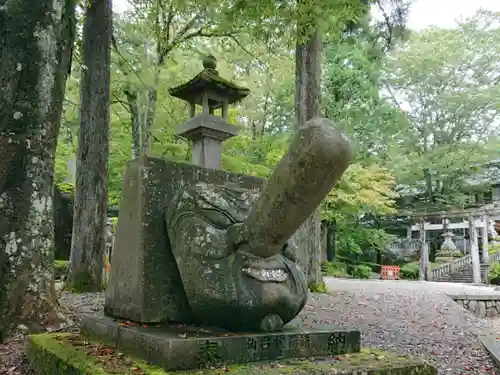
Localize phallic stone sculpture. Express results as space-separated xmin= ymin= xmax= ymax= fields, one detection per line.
xmin=166 ymin=117 xmax=353 ymax=332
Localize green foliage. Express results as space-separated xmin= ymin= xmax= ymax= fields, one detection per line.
xmin=56 ymin=182 xmax=75 ymax=196
xmin=400 ymin=262 xmax=419 ymax=280
xmin=350 ymin=264 xmax=372 ymax=279
xmin=400 ymin=261 xmax=441 ymax=280
xmin=323 ymin=164 xmax=398 ymax=220
xmin=490 ymin=243 xmax=500 ymax=253
xmin=383 ymin=9 xmax=500 ymax=209
xmin=489 ymin=263 xmax=500 ymax=285
xmin=321 ymin=261 xmax=348 ymax=278
xmin=323 ymin=29 xmax=408 ymax=162
xmin=322 ymin=164 xmax=399 ymax=258
xmin=108 ymin=217 xmax=118 ymax=235
xmin=220 ymin=0 xmax=372 ymax=45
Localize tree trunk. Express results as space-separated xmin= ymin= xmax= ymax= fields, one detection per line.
xmin=326 ymin=220 xmax=335 ymax=261
xmin=423 ymin=167 xmax=434 ymax=204
xmin=321 ymin=221 xmax=328 ymax=262
xmin=142 ymin=87 xmax=158 ymax=155
xmin=295 ymin=28 xmax=322 ymax=127
xmin=69 ymin=0 xmax=112 ymax=292
xmin=0 ymin=0 xmax=75 ymax=341
xmin=124 ymin=63 xmax=159 ymax=159
xmin=294 ymin=24 xmax=324 ymax=287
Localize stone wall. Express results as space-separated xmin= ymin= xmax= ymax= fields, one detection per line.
xmin=450 ymin=294 xmax=500 ymax=318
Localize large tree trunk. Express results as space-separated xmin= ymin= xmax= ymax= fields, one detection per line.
xmin=0 ymin=0 xmax=75 ymax=341
xmin=294 ymin=25 xmax=324 ymax=287
xmin=295 ymin=28 xmax=322 ymax=127
xmin=69 ymin=0 xmax=112 ymax=292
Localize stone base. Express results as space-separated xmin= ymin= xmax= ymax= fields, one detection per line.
xmin=81 ymin=315 xmax=361 ymax=371
xmin=27 ymin=332 xmax=438 ymax=375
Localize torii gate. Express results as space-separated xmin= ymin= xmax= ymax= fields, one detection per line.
xmin=401 ymin=205 xmax=500 ymax=283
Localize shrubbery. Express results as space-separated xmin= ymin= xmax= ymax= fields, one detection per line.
xmin=321 ymin=261 xmax=349 ymax=278
xmin=489 ymin=263 xmax=500 ymax=285
xmin=321 ymin=261 xmax=372 ymax=279
xmin=400 ymin=262 xmax=420 ymax=280
xmin=350 ymin=264 xmax=372 ymax=279
xmin=400 ymin=261 xmax=441 ymax=280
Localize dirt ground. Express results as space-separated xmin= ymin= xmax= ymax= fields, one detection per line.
xmin=0 ymin=288 xmax=86 ymax=375
xmin=0 ymin=334 xmax=33 ymax=375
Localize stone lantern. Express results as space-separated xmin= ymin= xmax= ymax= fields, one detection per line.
xmin=441 ymin=217 xmax=457 ymax=251
xmin=168 ymin=55 xmax=250 ymax=169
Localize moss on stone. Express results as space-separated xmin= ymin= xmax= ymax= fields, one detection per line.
xmin=64 ymin=271 xmax=101 ymax=293
xmin=28 ymin=333 xmax=437 ymax=375
xmin=309 ymin=281 xmax=328 ymax=293
xmin=28 ymin=333 xmax=166 ymax=374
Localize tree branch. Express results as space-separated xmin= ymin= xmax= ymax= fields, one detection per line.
xmin=162 ymin=26 xmax=234 ymax=58
xmin=375 ymin=0 xmax=395 ymax=51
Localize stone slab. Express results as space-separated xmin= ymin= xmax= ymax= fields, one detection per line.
xmin=104 ymin=156 xmax=318 ymax=324
xmin=480 ymin=335 xmax=500 ymax=369
xmin=81 ymin=314 xmax=361 ymax=371
xmin=28 ymin=333 xmax=437 ymax=375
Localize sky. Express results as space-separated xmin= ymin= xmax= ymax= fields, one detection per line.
xmin=403 ymin=0 xmax=500 ymax=30
xmin=113 ymin=0 xmax=500 ymax=30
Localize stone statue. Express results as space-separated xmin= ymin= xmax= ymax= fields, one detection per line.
xmin=166 ymin=117 xmax=353 ymax=332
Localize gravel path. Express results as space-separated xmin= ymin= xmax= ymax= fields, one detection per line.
xmin=57 ymin=279 xmax=500 ymax=375
xmin=310 ymin=278 xmax=500 ymax=374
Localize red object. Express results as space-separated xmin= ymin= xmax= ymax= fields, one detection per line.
xmin=380 ymin=265 xmax=400 ymax=280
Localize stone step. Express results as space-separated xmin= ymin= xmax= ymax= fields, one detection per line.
xmin=434 ymin=264 xmax=491 ymax=283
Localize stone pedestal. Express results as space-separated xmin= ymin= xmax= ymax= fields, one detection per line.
xmin=81 ymin=315 xmax=361 ymax=371
xmin=176 ymin=113 xmax=237 ymax=169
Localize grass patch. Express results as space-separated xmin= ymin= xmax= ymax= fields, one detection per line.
xmin=28 ymin=333 xmax=437 ymax=375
